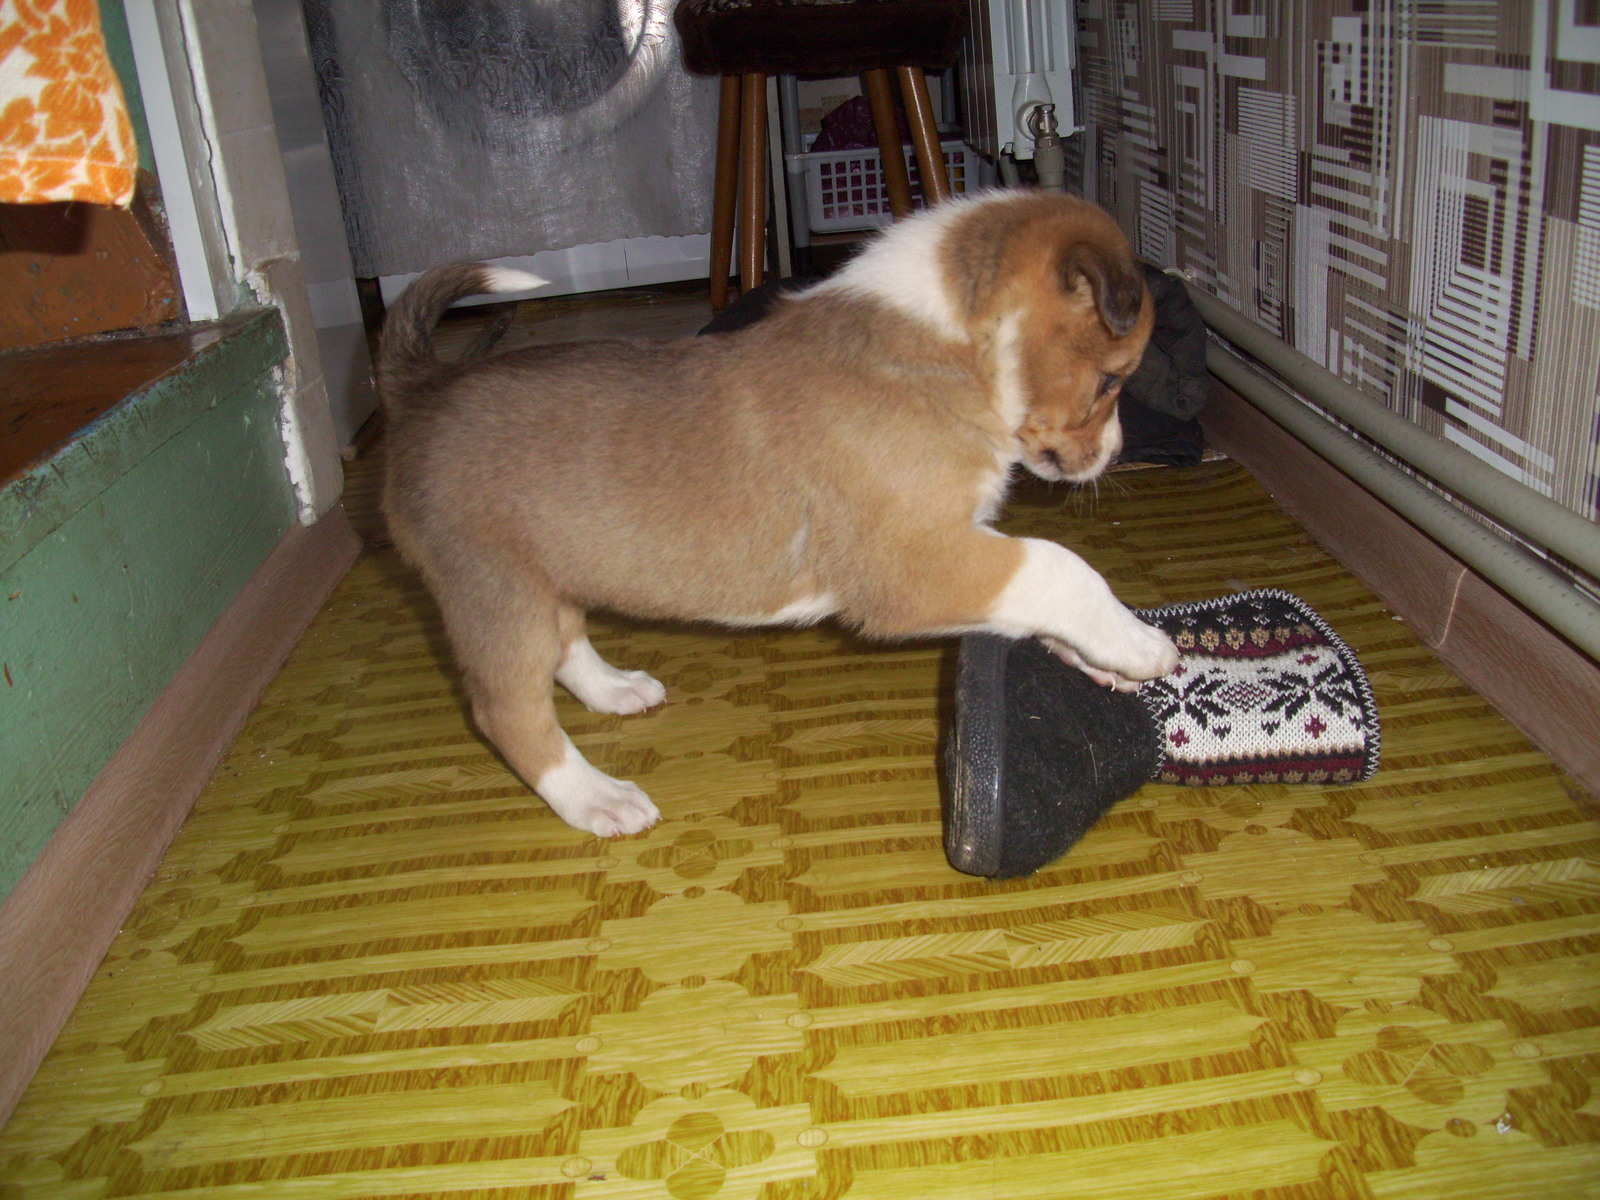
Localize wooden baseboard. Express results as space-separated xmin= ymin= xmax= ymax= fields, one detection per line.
xmin=0 ymin=506 xmax=360 ymax=1126
xmin=1201 ymin=383 xmax=1600 ymax=798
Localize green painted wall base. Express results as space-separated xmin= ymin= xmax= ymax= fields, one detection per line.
xmin=0 ymin=310 xmax=295 ymax=899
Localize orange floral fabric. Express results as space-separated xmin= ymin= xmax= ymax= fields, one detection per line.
xmin=0 ymin=0 xmax=137 ymax=206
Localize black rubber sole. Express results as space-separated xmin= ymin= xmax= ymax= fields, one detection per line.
xmin=944 ymin=635 xmax=1161 ymax=878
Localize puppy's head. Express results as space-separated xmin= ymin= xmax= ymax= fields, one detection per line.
xmin=952 ymin=195 xmax=1154 ymax=483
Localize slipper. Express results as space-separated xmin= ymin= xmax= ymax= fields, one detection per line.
xmin=944 ymin=589 xmax=1381 ymax=877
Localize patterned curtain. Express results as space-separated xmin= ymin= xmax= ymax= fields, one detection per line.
xmin=1076 ymin=0 xmax=1600 ymax=532
xmin=0 ymin=0 xmax=137 ymax=206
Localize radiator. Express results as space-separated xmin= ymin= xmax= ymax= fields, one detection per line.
xmin=960 ymin=0 xmax=1078 ymax=162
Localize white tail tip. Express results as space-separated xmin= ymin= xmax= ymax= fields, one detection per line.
xmin=482 ymin=266 xmax=550 ymax=294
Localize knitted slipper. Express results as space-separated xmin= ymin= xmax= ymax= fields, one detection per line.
xmin=944 ymin=589 xmax=1380 ymax=878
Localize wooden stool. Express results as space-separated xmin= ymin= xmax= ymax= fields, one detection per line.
xmin=674 ymin=0 xmax=966 ymax=309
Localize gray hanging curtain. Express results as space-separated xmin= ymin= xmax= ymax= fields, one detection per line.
xmin=302 ymin=0 xmax=718 ymax=278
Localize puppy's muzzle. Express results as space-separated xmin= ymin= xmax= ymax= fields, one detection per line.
xmin=1022 ymin=417 xmax=1123 ymax=483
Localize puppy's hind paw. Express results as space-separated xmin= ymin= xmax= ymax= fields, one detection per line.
xmin=572 ymin=780 xmax=661 ymax=838
xmin=538 ymin=744 xmax=662 ymax=837
xmin=587 ymin=669 xmax=667 ymax=716
xmin=552 ymin=775 xmax=660 ymax=837
xmin=557 ymin=640 xmax=668 ymax=715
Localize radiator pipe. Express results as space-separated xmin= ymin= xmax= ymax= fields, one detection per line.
xmin=1186 ymin=286 xmax=1600 ymax=583
xmin=1202 ymin=339 xmax=1600 ymax=662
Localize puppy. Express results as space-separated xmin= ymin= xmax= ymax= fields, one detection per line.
xmin=378 ymin=189 xmax=1180 ymax=837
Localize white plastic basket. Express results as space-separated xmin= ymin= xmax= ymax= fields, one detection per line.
xmin=790 ymin=138 xmax=978 ymax=234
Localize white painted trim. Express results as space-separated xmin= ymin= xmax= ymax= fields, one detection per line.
xmin=378 ymin=234 xmax=712 ymax=306
xmin=123 ymin=0 xmax=224 ymax=322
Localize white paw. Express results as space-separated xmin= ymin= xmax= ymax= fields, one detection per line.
xmin=1116 ymin=618 xmax=1181 ymax=681
xmin=581 ymin=668 xmax=667 ymax=716
xmin=1046 ymin=617 xmax=1179 ymax=692
xmin=989 ymin=539 xmax=1178 ymax=686
xmin=563 ymin=777 xmax=661 ymax=837
xmin=538 ymin=738 xmax=661 ymax=836
xmin=1045 ymin=638 xmax=1143 ymax=693
xmin=557 ymin=639 xmax=667 ymax=715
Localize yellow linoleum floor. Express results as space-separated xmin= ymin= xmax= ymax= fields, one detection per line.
xmin=3 ymin=294 xmax=1600 ymax=1199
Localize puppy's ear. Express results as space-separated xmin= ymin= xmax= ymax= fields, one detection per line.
xmin=1058 ymin=243 xmax=1146 ymax=338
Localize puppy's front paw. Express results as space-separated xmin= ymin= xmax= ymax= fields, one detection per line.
xmin=1112 ymin=617 xmax=1180 ymax=682
xmin=1044 ymin=638 xmax=1143 ymax=693
xmin=1048 ymin=616 xmax=1179 ymax=692
xmin=989 ymin=539 xmax=1177 ymax=687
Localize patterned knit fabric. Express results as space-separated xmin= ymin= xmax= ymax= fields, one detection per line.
xmin=1138 ymin=590 xmax=1380 ymax=786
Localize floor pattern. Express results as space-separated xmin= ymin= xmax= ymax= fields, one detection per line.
xmin=3 ymin=455 xmax=1599 ymax=1200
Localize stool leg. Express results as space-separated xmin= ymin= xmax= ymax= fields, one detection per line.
xmin=863 ymin=67 xmax=914 ymax=220
xmin=898 ymin=66 xmax=951 ymax=206
xmin=709 ymin=74 xmax=742 ymax=311
xmin=738 ymin=70 xmax=768 ymax=296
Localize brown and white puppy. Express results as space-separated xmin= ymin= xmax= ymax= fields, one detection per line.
xmin=378 ymin=189 xmax=1179 ymax=837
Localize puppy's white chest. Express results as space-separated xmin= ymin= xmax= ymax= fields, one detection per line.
xmin=973 ymin=313 xmax=1027 ymax=524
xmin=973 ymin=460 xmax=1014 ymax=525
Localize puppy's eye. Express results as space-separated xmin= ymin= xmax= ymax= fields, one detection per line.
xmin=1096 ymin=373 xmax=1122 ymax=399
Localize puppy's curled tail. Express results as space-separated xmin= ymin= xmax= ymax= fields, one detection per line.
xmin=376 ymin=263 xmax=548 ymax=414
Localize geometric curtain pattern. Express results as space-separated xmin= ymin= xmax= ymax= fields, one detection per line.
xmin=1077 ymin=0 xmax=1600 ymax=540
